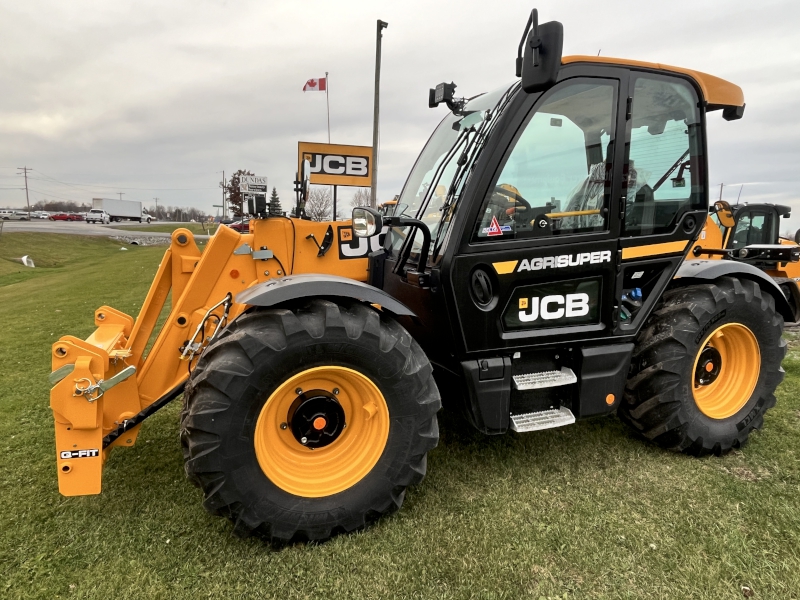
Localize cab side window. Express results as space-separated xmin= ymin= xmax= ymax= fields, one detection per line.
xmin=624 ymin=76 xmax=704 ymax=235
xmin=473 ymin=80 xmax=617 ymax=241
xmin=729 ymin=211 xmax=774 ymax=249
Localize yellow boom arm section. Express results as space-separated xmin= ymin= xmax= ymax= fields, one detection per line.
xmin=49 ymin=218 xmax=370 ymax=496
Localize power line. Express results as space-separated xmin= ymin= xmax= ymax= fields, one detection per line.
xmin=31 ymin=169 xmax=217 ymax=191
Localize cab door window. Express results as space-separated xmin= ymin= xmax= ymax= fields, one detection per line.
xmin=729 ymin=211 xmax=774 ymax=249
xmin=473 ymin=80 xmax=618 ymax=241
xmin=624 ymin=75 xmax=704 ymax=235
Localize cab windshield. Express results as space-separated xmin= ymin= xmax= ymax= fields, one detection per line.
xmin=393 ymin=82 xmax=519 ymax=263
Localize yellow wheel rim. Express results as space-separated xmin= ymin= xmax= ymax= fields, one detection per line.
xmin=692 ymin=323 xmax=760 ymax=420
xmin=254 ymin=366 xmax=390 ymax=497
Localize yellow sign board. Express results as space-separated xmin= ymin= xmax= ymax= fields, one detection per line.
xmin=298 ymin=142 xmax=373 ymax=187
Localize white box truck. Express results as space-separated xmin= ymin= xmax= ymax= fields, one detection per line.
xmin=91 ymin=198 xmax=153 ymax=223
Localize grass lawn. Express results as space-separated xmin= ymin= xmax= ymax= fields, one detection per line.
xmin=1 ymin=232 xmax=799 ymax=599
xmin=112 ymin=223 xmax=217 ymax=235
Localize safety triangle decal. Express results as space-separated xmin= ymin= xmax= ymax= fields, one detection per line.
xmin=486 ymin=215 xmax=503 ymax=236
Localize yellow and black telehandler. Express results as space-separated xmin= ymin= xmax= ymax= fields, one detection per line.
xmin=49 ymin=8 xmax=794 ymax=543
xmin=693 ymin=200 xmax=800 ymax=319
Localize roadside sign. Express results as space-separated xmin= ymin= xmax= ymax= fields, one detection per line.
xmin=239 ymin=176 xmax=268 ymax=193
xmin=240 ymin=176 xmax=268 ymax=186
xmin=297 ymin=142 xmax=372 ymax=187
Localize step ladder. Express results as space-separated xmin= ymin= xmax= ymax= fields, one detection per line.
xmin=510 ymin=407 xmax=576 ymax=433
xmin=512 ymin=367 xmax=576 ymax=390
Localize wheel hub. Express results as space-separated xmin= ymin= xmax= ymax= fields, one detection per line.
xmin=694 ymin=346 xmax=722 ymax=386
xmin=288 ymin=390 xmax=345 ymax=449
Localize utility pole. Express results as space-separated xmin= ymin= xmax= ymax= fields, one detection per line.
xmin=153 ymin=197 xmax=159 ymax=219
xmin=220 ymin=170 xmax=226 ymax=220
xmin=371 ymin=19 xmax=388 ymax=208
xmin=118 ymin=192 xmax=125 ymax=201
xmin=17 ymin=166 xmax=31 ymax=219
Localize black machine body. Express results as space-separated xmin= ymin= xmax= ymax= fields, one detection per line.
xmin=343 ymin=8 xmax=770 ymax=437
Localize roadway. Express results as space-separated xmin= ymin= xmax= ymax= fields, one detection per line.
xmin=0 ymin=220 xmax=207 ymax=238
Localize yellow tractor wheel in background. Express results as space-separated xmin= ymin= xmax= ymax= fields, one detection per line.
xmin=181 ymin=299 xmax=440 ymax=543
xmin=620 ymin=277 xmax=785 ymax=455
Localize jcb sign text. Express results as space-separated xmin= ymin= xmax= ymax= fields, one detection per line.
xmin=298 ymin=142 xmax=372 ymax=187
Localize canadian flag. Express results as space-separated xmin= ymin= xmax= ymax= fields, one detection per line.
xmin=303 ymin=77 xmax=327 ymax=92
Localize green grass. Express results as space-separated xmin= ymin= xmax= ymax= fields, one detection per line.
xmin=1 ymin=232 xmax=799 ymax=599
xmin=112 ymin=223 xmax=217 ymax=235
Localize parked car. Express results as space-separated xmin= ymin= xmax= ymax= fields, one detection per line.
xmin=1 ymin=210 xmax=32 ymax=220
xmin=85 ymin=209 xmax=111 ymax=224
xmin=227 ymin=219 xmax=251 ymax=233
xmin=49 ymin=212 xmax=84 ymax=221
xmin=34 ymin=211 xmax=50 ymax=219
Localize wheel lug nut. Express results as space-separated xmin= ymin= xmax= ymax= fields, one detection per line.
xmin=280 ymin=422 xmax=288 ymax=430
xmin=300 ymin=436 xmax=308 ymax=444
xmin=295 ymin=388 xmax=302 ymax=395
xmin=333 ymin=388 xmax=339 ymax=395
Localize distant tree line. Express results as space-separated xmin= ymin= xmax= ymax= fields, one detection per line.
xmin=31 ymin=200 xmax=91 ymax=212
xmin=145 ymin=205 xmax=208 ymax=222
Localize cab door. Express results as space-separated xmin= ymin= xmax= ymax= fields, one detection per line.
xmin=615 ymin=72 xmax=709 ymax=333
xmin=444 ymin=72 xmax=628 ymax=355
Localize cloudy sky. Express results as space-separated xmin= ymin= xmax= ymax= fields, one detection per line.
xmin=2 ymin=0 xmax=799 ymax=227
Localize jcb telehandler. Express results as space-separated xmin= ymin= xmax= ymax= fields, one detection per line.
xmin=694 ymin=200 xmax=800 ymax=319
xmin=49 ymin=9 xmax=792 ymax=543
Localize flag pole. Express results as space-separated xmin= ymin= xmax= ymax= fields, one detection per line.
xmin=325 ymin=71 xmax=331 ymax=144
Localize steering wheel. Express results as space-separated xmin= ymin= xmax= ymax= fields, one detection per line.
xmin=493 ymin=185 xmax=532 ymax=212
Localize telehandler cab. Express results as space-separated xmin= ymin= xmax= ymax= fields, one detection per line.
xmin=693 ymin=200 xmax=800 ymax=319
xmin=49 ymin=9 xmax=792 ymax=543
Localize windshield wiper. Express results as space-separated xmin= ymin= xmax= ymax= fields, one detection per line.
xmin=393 ymin=126 xmax=472 ymax=275
xmin=431 ymin=82 xmax=521 ymax=254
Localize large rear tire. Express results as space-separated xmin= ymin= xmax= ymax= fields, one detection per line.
xmin=620 ymin=277 xmax=785 ymax=455
xmin=181 ymin=299 xmax=440 ymax=542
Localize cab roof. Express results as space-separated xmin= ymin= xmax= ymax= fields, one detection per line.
xmin=562 ymin=55 xmax=744 ymax=111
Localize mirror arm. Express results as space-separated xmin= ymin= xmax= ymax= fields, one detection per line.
xmin=515 ymin=9 xmax=537 ymax=76
xmin=387 ymin=216 xmax=431 ymax=277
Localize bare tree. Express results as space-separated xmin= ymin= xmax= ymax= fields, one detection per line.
xmin=32 ymin=200 xmax=91 ymax=212
xmin=350 ymin=187 xmax=371 ymax=209
xmin=305 ymin=188 xmax=333 ymax=221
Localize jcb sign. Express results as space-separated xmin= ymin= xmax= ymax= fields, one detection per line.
xmin=298 ymin=142 xmax=372 ymax=187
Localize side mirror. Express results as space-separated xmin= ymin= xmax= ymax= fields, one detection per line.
xmin=352 ymin=206 xmax=382 ymax=238
xmin=714 ymin=200 xmax=736 ymax=229
xmin=516 ymin=9 xmax=563 ymax=94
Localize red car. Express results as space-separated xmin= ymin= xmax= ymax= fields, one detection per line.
xmin=49 ymin=213 xmax=84 ymax=221
xmin=227 ymin=219 xmax=251 ymax=233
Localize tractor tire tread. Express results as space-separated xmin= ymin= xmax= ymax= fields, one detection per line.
xmin=181 ymin=299 xmax=440 ymax=543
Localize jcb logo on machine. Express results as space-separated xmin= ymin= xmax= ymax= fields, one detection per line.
xmin=60 ymin=449 xmax=99 ymax=459
xmin=503 ymin=277 xmax=601 ymax=331
xmin=518 ymin=293 xmax=590 ymax=322
xmin=338 ymin=227 xmax=383 ymax=260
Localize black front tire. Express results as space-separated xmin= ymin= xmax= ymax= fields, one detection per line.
xmin=620 ymin=277 xmax=785 ymax=455
xmin=181 ymin=299 xmax=440 ymax=543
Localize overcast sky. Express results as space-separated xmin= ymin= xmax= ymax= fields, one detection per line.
xmin=2 ymin=0 xmax=799 ymax=227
